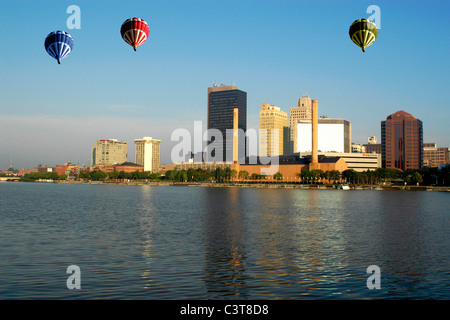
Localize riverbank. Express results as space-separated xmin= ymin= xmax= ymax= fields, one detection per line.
xmin=45 ymin=180 xmax=450 ymax=192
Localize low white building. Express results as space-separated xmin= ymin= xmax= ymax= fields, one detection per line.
xmin=301 ymin=151 xmax=381 ymax=172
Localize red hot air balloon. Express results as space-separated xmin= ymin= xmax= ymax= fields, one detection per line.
xmin=120 ymin=18 xmax=150 ymax=51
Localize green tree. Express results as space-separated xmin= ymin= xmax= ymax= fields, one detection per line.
xmin=342 ymin=169 xmax=358 ymax=184
xmin=273 ymin=172 xmax=283 ymax=180
xmin=108 ymin=170 xmax=120 ymax=180
xmin=298 ymin=168 xmax=309 ymax=183
xmin=238 ymin=170 xmax=249 ymax=179
xmin=329 ymin=170 xmax=340 ymax=183
xmin=79 ymin=172 xmax=90 ymax=180
xmin=165 ymin=170 xmax=176 ymax=180
xmin=406 ymin=171 xmax=423 ymax=185
xmin=315 ymin=169 xmax=324 ymax=181
xmin=323 ymin=170 xmax=331 ymax=183
xmin=149 ymin=172 xmax=159 ymax=180
xmin=90 ymin=170 xmax=107 ymax=181
xmin=440 ymin=165 xmax=450 ymax=185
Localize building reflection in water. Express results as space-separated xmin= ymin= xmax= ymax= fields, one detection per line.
xmin=200 ymin=187 xmax=352 ymax=298
xmin=134 ymin=185 xmax=443 ymax=299
xmin=137 ymin=185 xmax=157 ymax=290
xmin=202 ymin=187 xmax=251 ymax=298
xmin=378 ymin=191 xmax=427 ymax=293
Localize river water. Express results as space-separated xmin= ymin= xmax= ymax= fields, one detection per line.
xmin=0 ymin=182 xmax=449 ymax=299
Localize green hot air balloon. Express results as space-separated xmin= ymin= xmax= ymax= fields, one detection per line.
xmin=349 ymin=18 xmax=378 ymax=52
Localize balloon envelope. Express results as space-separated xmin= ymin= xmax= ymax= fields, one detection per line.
xmin=44 ymin=31 xmax=74 ymax=64
xmin=349 ymin=19 xmax=378 ymax=52
xmin=120 ymin=18 xmax=150 ymax=51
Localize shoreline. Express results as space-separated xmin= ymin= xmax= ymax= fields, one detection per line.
xmin=20 ymin=180 xmax=450 ymax=192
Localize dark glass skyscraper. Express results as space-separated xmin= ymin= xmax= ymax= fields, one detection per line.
xmin=381 ymin=110 xmax=423 ymax=170
xmin=207 ymin=84 xmax=247 ymax=163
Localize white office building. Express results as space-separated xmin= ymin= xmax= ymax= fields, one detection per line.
xmin=134 ymin=137 xmax=161 ymax=173
xmin=297 ymin=117 xmax=352 ymax=153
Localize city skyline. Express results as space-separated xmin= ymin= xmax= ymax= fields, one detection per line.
xmin=1 ymin=0 xmax=449 ymax=169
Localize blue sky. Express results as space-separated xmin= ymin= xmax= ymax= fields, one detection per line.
xmin=1 ymin=0 xmax=449 ymax=169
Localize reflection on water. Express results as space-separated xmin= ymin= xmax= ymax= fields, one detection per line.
xmin=0 ymin=183 xmax=449 ymax=299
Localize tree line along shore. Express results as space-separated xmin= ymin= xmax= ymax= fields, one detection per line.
xmin=9 ymin=165 xmax=450 ymax=189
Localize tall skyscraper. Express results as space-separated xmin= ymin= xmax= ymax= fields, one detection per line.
xmin=91 ymin=139 xmax=127 ymax=166
xmin=207 ymin=84 xmax=247 ymax=163
xmin=381 ymin=110 xmax=423 ymax=170
xmin=134 ymin=137 xmax=161 ymax=173
xmin=259 ymin=103 xmax=288 ymax=156
xmin=288 ymin=95 xmax=312 ymax=153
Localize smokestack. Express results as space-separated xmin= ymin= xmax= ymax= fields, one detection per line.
xmin=233 ymin=108 xmax=239 ymax=163
xmin=310 ymin=99 xmax=319 ymax=170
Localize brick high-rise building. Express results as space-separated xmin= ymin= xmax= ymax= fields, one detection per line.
xmin=259 ymin=103 xmax=288 ymax=156
xmin=381 ymin=110 xmax=423 ymax=170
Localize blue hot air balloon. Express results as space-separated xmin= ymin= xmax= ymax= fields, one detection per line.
xmin=44 ymin=31 xmax=74 ymax=64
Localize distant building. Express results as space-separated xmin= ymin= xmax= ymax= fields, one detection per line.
xmin=134 ymin=137 xmax=161 ymax=173
xmin=114 ymin=162 xmax=144 ymax=173
xmin=259 ymin=103 xmax=288 ymax=157
xmin=381 ymin=110 xmax=423 ymax=170
xmin=368 ymin=136 xmax=377 ymax=144
xmin=238 ymin=154 xmax=348 ymax=179
xmin=91 ymin=139 xmax=127 ymax=166
xmin=296 ymin=117 xmax=352 ymax=153
xmin=288 ymin=96 xmax=312 ymax=153
xmin=363 ymin=136 xmax=382 ymax=155
xmin=364 ymin=143 xmax=382 ymax=155
xmin=37 ymin=165 xmax=54 ymax=173
xmin=90 ymin=162 xmax=143 ymax=173
xmin=18 ymin=169 xmax=38 ymax=176
xmin=301 ymin=152 xmax=381 ymax=172
xmin=55 ymin=163 xmax=79 ymax=176
xmin=351 ymin=143 xmax=366 ymax=153
xmin=207 ymin=84 xmax=247 ymax=163
xmin=423 ymin=143 xmax=450 ymax=168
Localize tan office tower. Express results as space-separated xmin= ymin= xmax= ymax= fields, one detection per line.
xmin=91 ymin=139 xmax=127 ymax=166
xmin=259 ymin=103 xmax=288 ymax=157
xmin=135 ymin=137 xmax=161 ymax=173
xmin=288 ymin=95 xmax=312 ymax=153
